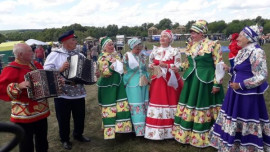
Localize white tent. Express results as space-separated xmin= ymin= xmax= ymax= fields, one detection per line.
xmin=85 ymin=36 xmax=96 ymax=41
xmin=25 ymin=39 xmax=47 ymax=46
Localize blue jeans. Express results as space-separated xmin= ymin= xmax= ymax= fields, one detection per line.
xmin=36 ymin=58 xmax=44 ymax=65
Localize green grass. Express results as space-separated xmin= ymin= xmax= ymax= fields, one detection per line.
xmin=0 ymin=41 xmax=270 ymax=152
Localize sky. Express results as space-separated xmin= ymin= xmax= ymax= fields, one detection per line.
xmin=0 ymin=0 xmax=270 ymax=30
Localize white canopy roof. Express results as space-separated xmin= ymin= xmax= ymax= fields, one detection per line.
xmin=25 ymin=39 xmax=47 ymax=46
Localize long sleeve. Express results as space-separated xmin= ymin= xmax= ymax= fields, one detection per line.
xmin=172 ymin=48 xmax=182 ymax=68
xmin=148 ymin=48 xmax=155 ymax=67
xmin=212 ymin=41 xmax=223 ymax=86
xmin=43 ymin=52 xmax=58 ymax=70
xmin=98 ymin=52 xmax=123 ymax=77
xmin=0 ymin=67 xmax=20 ymax=101
xmin=180 ymin=45 xmax=190 ymax=71
xmin=241 ymin=49 xmax=268 ymax=89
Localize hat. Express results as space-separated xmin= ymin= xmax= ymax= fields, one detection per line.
xmin=58 ymin=30 xmax=77 ymax=42
xmin=242 ymin=24 xmax=262 ymax=43
xmin=128 ymin=38 xmax=142 ymax=50
xmin=190 ymin=20 xmax=208 ymax=34
xmin=161 ymin=29 xmax=174 ymax=43
xmin=99 ymin=36 xmax=112 ymax=50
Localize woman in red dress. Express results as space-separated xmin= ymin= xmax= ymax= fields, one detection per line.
xmin=144 ymin=30 xmax=183 ymax=140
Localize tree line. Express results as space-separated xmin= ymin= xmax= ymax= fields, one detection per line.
xmin=0 ymin=16 xmax=270 ymax=44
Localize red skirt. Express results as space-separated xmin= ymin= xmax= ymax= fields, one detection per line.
xmin=145 ymin=72 xmax=183 ymax=140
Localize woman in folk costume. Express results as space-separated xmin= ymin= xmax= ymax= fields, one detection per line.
xmin=172 ymin=20 xmax=224 ymax=147
xmin=97 ymin=37 xmax=132 ymax=139
xmin=123 ymin=38 xmax=149 ymax=136
xmin=209 ymin=25 xmax=270 ymax=152
xmin=228 ymin=33 xmax=242 ymax=67
xmin=145 ymin=29 xmax=183 ymax=140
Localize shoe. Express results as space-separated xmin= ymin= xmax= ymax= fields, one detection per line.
xmin=62 ymin=141 xmax=72 ymax=150
xmin=74 ymin=135 xmax=91 ymax=142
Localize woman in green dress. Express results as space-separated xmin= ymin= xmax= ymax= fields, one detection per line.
xmin=97 ymin=37 xmax=132 ymax=139
xmin=172 ymin=20 xmax=224 ymax=147
xmin=123 ymin=38 xmax=149 ymax=136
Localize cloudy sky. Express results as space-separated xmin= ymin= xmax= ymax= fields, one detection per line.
xmin=0 ymin=0 xmax=270 ymax=30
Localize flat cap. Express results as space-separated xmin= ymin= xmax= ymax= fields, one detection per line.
xmin=58 ymin=30 xmax=77 ymax=42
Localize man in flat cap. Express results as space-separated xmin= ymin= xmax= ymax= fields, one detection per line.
xmin=44 ymin=30 xmax=90 ymax=150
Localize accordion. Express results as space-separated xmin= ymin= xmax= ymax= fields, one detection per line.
xmin=24 ymin=70 xmax=62 ymax=101
xmin=63 ymin=54 xmax=96 ymax=85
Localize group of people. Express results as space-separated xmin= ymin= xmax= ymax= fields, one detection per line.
xmin=96 ymin=20 xmax=270 ymax=152
xmin=0 ymin=19 xmax=269 ymax=152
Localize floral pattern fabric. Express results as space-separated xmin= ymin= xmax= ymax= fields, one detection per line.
xmin=123 ymin=52 xmax=149 ymax=136
xmin=182 ymin=38 xmax=223 ymax=84
xmin=233 ymin=43 xmax=268 ymax=89
xmin=102 ymin=100 xmax=132 ymax=139
xmin=149 ymin=45 xmax=181 ymax=68
xmin=98 ymin=51 xmax=121 ymax=77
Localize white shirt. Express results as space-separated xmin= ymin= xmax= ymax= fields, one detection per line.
xmin=44 ymin=47 xmax=86 ymax=99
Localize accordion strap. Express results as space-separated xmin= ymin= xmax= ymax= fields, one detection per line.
xmin=6 ymin=62 xmax=37 ymax=71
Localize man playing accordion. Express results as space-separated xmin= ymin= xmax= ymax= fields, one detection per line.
xmin=44 ymin=30 xmax=90 ymax=150
xmin=0 ymin=43 xmax=50 ymax=152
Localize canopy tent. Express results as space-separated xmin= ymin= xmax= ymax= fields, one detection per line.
xmin=0 ymin=41 xmax=24 ymax=64
xmin=85 ymin=36 xmax=96 ymax=41
xmin=25 ymin=39 xmax=47 ymax=46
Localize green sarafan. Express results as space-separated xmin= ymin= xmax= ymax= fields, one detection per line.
xmin=1 ymin=41 xmax=270 ymax=152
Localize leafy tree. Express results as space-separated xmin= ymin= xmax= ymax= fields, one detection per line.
xmin=3 ymin=17 xmax=270 ymax=42
xmin=106 ymin=24 xmax=118 ymax=37
xmin=157 ymin=18 xmax=172 ymax=30
xmin=255 ymin=16 xmax=264 ymax=25
xmin=118 ymin=26 xmax=129 ymax=35
xmin=263 ymin=21 xmax=270 ymax=34
xmin=172 ymin=22 xmax=180 ymax=29
xmin=141 ymin=23 xmax=148 ymax=31
xmin=225 ymin=21 xmax=244 ymax=36
xmin=241 ymin=19 xmax=255 ymax=27
xmin=0 ymin=33 xmax=6 ymax=43
xmin=147 ymin=23 xmax=154 ymax=29
xmin=185 ymin=20 xmax=196 ymax=31
xmin=208 ymin=20 xmax=227 ymax=33
xmin=63 ymin=23 xmax=87 ymax=32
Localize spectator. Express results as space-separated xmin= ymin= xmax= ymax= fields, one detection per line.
xmin=35 ymin=45 xmax=45 ymax=65
xmin=228 ymin=33 xmax=242 ymax=67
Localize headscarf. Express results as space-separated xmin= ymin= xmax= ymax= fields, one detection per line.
xmin=127 ymin=38 xmax=142 ymax=50
xmin=190 ymin=20 xmax=208 ymax=34
xmin=99 ymin=36 xmax=112 ymax=50
xmin=161 ymin=29 xmax=174 ymax=43
xmin=242 ymin=24 xmax=263 ymax=43
xmin=230 ymin=33 xmax=239 ymax=41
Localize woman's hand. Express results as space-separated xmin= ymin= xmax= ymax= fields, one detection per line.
xmin=223 ymin=63 xmax=230 ymax=72
xmin=211 ymin=87 xmax=220 ymax=94
xmin=110 ymin=64 xmax=114 ymax=70
xmin=230 ymin=82 xmax=240 ymax=90
xmin=18 ymin=81 xmax=30 ymax=90
xmin=95 ymin=70 xmax=100 ymax=78
xmin=171 ymin=66 xmax=179 ymax=73
xmin=104 ymin=73 xmax=112 ymax=78
xmin=159 ymin=61 xmax=167 ymax=68
xmin=149 ymin=64 xmax=154 ymax=70
xmin=59 ymin=61 xmax=69 ymax=73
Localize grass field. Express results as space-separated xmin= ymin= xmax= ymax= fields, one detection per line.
xmin=1 ymin=41 xmax=270 ymax=152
